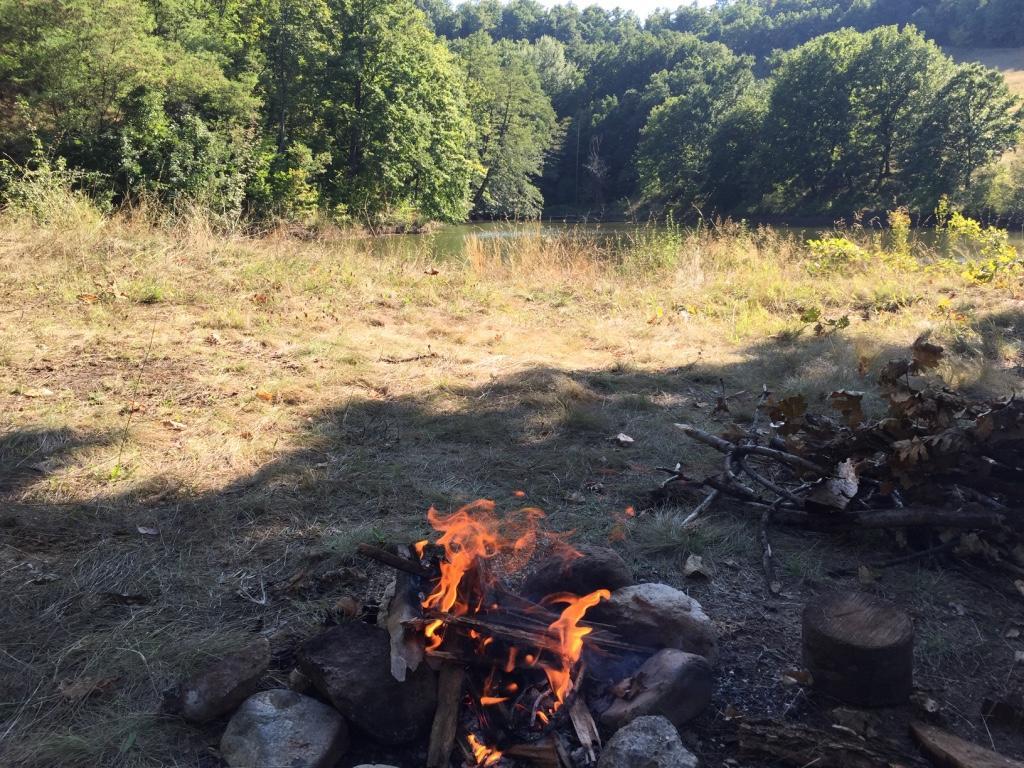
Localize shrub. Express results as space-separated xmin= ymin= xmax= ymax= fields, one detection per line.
xmin=804 ymin=235 xmax=867 ymax=275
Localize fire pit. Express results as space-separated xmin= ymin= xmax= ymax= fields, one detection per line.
xmin=351 ymin=499 xmax=717 ymax=767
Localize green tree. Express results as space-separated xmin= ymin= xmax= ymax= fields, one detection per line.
xmin=0 ymin=0 xmax=256 ymax=209
xmin=847 ymin=25 xmax=950 ymax=193
xmin=325 ymin=0 xmax=476 ymax=222
xmin=911 ymin=63 xmax=1022 ymax=200
xmin=636 ymin=43 xmax=756 ymax=210
xmin=454 ymin=32 xmax=561 ymax=218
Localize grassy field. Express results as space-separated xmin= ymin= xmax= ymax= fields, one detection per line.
xmin=2 ymin=207 xmax=1023 ymax=766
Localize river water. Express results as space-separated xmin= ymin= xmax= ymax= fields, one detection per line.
xmin=351 ymin=221 xmax=1024 ymax=262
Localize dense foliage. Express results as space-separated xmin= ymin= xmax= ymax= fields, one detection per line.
xmin=1 ymin=0 xmax=1022 ymax=224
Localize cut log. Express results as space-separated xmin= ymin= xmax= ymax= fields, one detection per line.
xmin=802 ymin=592 xmax=913 ymax=706
xmin=910 ymin=722 xmax=1024 ymax=768
xmin=738 ymin=718 xmax=920 ymax=767
xmin=426 ymin=663 xmax=465 ymax=768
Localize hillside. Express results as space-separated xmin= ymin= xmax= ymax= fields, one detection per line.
xmin=949 ymin=47 xmax=1024 ymax=95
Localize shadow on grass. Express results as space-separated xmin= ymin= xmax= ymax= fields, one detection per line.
xmin=2 ymin=315 xmax=1023 ymax=767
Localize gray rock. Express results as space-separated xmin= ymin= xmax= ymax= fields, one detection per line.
xmin=221 ymin=689 xmax=348 ymax=768
xmin=298 ymin=621 xmax=436 ymax=745
xmin=165 ymin=637 xmax=270 ymax=723
xmin=589 ymin=583 xmax=718 ymax=665
xmin=597 ymin=715 xmax=698 ymax=768
xmin=600 ymin=650 xmax=713 ymax=731
xmin=523 ymin=545 xmax=634 ymax=599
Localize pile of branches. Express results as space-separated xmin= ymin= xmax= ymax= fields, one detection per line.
xmin=657 ymin=338 xmax=1023 ymax=592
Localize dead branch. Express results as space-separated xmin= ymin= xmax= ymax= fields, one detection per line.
xmin=357 ymin=543 xmax=433 ymax=579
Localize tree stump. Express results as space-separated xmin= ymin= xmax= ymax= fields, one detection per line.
xmin=802 ymin=592 xmax=913 ymax=707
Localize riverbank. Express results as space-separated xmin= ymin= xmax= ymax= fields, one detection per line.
xmin=1 ymin=213 xmax=1022 ymax=766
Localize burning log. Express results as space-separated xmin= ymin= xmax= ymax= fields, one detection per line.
xmin=359 ymin=499 xmax=661 ymax=767
xmin=504 ymin=738 xmax=564 ymax=767
xmin=427 ymin=663 xmax=465 ymax=768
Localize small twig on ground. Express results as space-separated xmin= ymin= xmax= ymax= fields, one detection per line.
xmin=761 ymin=502 xmax=782 ymax=595
xmin=680 ymin=489 xmax=719 ymax=527
xmin=379 ymin=348 xmax=438 ymax=364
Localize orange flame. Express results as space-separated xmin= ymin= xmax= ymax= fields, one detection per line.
xmin=542 ymin=589 xmax=610 ymax=705
xmin=467 ymin=733 xmax=502 ymax=767
xmin=424 ymin=618 xmax=444 ymax=652
xmin=422 ymin=501 xmax=544 ymax=616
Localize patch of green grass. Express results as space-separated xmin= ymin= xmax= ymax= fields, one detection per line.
xmin=124 ymin=278 xmax=168 ymax=304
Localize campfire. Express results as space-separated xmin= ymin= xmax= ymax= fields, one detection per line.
xmin=360 ymin=499 xmax=664 ymax=767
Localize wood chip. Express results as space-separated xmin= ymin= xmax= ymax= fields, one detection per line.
xmin=910 ymin=721 xmax=1024 ymax=768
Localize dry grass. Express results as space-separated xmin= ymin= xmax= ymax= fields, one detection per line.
xmin=0 ymin=210 xmax=1022 ymax=766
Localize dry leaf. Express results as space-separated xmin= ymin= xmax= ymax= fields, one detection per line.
xmin=858 ymin=564 xmax=879 ymax=584
xmin=255 ymin=390 xmax=274 ymax=403
xmin=611 ymin=433 xmax=634 ymax=446
xmin=683 ymin=554 xmax=710 ymax=579
xmin=334 ymin=595 xmax=362 ymax=618
xmin=161 ymin=419 xmax=186 ymax=431
xmin=829 ymin=390 xmax=865 ymax=428
xmin=77 ymin=293 xmax=100 ymax=304
xmin=58 ymin=676 xmax=118 ymax=702
xmin=911 ymin=335 xmax=944 ymax=371
xmin=136 ymin=526 xmax=159 ymax=536
xmin=768 ymin=394 xmax=807 ymax=435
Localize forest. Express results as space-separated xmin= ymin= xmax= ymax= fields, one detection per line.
xmin=1 ymin=0 xmax=1023 ymax=227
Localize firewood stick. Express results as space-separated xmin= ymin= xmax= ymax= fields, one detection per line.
xmin=427 ymin=662 xmax=465 ymax=768
xmin=409 ymin=613 xmax=655 ymax=656
xmin=674 ymin=423 xmax=735 ymax=452
xmin=770 ymin=506 xmax=1004 ymax=530
xmin=356 ymin=543 xmax=433 ymax=579
xmin=568 ymin=696 xmax=601 ymax=764
xmin=505 ymin=739 xmax=562 ymax=767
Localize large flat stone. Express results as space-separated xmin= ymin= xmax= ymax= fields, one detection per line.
xmin=221 ymin=689 xmax=349 ymax=768
xmin=600 ymin=649 xmax=713 ymax=731
xmin=165 ymin=637 xmax=270 ymax=723
xmin=597 ymin=715 xmax=699 ymax=768
xmin=298 ymin=621 xmax=436 ymax=745
xmin=589 ymin=583 xmax=718 ymax=665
